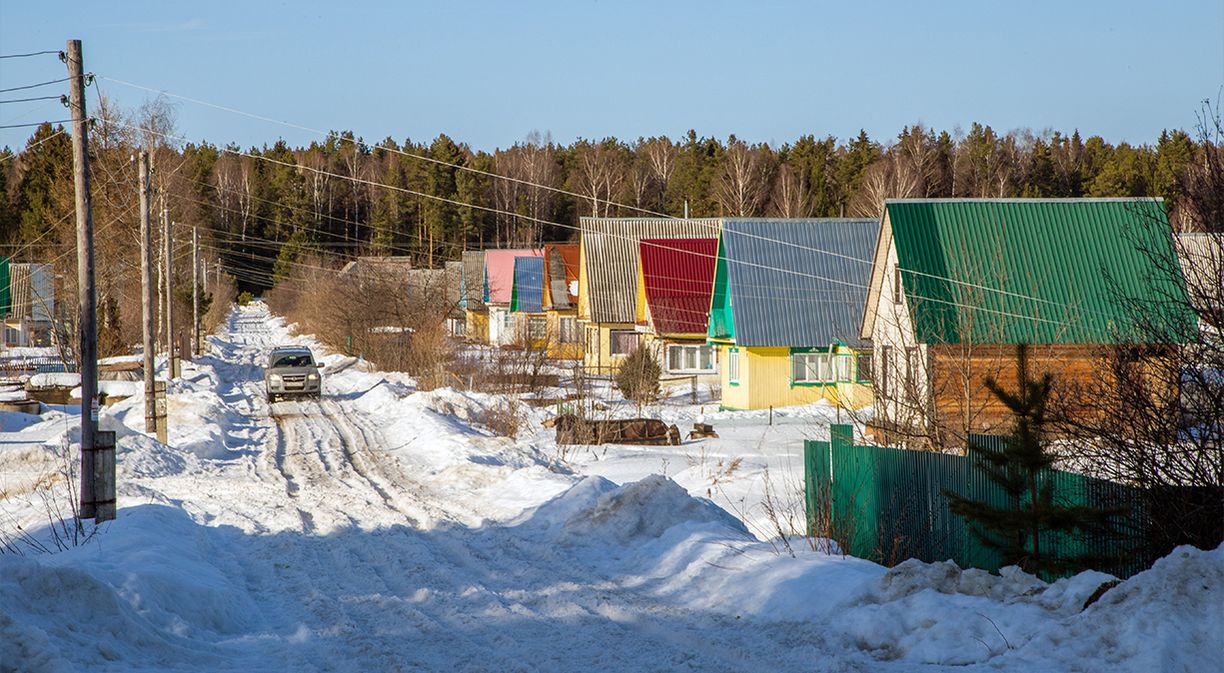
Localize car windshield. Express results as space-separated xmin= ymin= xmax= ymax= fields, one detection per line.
xmin=271 ymin=354 xmax=313 ymax=368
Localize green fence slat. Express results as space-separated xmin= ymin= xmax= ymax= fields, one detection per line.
xmin=804 ymin=430 xmax=1151 ymax=579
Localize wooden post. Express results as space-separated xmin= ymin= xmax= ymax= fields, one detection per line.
xmin=92 ymin=431 xmax=116 ymax=522
xmin=139 ymin=150 xmax=156 ymax=434
xmin=690 ymin=375 xmax=697 ymax=404
xmin=192 ymin=226 xmax=199 ymax=355
xmin=162 ymin=207 xmax=177 ymax=378
xmin=66 ymin=39 xmax=99 ymax=520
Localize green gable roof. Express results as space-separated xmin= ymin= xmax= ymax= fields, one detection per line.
xmin=886 ymin=198 xmax=1196 ymax=345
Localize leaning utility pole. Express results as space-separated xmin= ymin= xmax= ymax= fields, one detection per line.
xmin=192 ymin=226 xmax=199 ymax=355
xmin=162 ymin=204 xmax=177 ymax=378
xmin=139 ymin=150 xmax=156 ymax=433
xmin=66 ymin=39 xmax=112 ymax=522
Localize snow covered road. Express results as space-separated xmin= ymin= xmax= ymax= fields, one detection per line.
xmin=1 ymin=304 xmax=1220 ymax=673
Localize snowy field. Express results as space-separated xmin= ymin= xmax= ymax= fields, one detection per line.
xmin=0 ymin=303 xmax=1220 ymax=673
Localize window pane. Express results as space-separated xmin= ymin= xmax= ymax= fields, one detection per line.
xmin=699 ymin=346 xmax=713 ymax=371
xmin=857 ymin=352 xmax=873 ymax=382
xmin=668 ymin=346 xmax=682 ymax=370
xmin=792 ymin=353 xmax=806 ymax=381
xmin=837 ymin=356 xmax=851 ymax=382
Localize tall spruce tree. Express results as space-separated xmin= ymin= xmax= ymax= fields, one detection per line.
xmin=944 ymin=345 xmax=1119 ymax=576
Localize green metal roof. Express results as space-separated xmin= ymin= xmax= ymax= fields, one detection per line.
xmin=886 ymin=199 xmax=1196 ymax=345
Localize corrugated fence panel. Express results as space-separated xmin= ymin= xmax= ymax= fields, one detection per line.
xmin=806 ymin=426 xmax=1150 ymax=578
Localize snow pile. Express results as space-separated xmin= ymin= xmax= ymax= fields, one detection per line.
xmin=830 ymin=544 xmax=1224 ymax=670
xmin=1009 ymin=543 xmax=1224 ymax=673
xmin=522 ymin=475 xmax=749 ymax=547
xmin=26 ymin=373 xmax=79 ymax=389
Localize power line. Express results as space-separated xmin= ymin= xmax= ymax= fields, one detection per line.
xmin=94 ymin=77 xmax=1113 ymax=320
xmin=0 ymin=76 xmax=72 ymax=94
xmin=100 ymin=75 xmax=679 ymax=220
xmin=0 ymin=50 xmax=62 ymax=59
xmin=96 ymin=117 xmax=1143 ymax=333
xmin=0 ymin=119 xmax=71 ymax=129
xmin=0 ymin=95 xmax=62 ymax=104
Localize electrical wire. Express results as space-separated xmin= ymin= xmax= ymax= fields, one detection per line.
xmin=94 ymin=76 xmax=1122 ymax=321
xmin=0 ymin=95 xmax=62 ymax=104
xmin=0 ymin=119 xmax=71 ymax=129
xmin=0 ymin=50 xmax=62 ymax=59
xmin=0 ymin=76 xmax=71 ymax=94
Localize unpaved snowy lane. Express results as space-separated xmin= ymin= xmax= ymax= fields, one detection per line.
xmin=184 ymin=306 xmax=876 ymax=673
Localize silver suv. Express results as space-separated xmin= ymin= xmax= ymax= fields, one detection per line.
xmin=265 ymin=345 xmax=322 ymax=402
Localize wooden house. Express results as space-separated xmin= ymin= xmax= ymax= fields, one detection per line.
xmin=634 ymin=238 xmax=720 ymax=386
xmin=484 ymin=248 xmax=544 ymax=346
xmin=509 ymin=255 xmax=548 ymax=348
xmin=578 ymin=217 xmax=719 ymax=373
xmin=860 ymin=198 xmax=1197 ymax=447
xmin=542 ymin=243 xmax=582 ymax=359
xmin=708 ymin=218 xmax=878 ymax=411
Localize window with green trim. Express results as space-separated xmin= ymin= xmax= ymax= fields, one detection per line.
xmin=727 ymin=348 xmax=740 ymax=383
xmin=792 ymin=351 xmax=834 ymax=384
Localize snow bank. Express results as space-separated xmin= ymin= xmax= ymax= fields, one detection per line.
xmin=27 ymin=373 xmax=80 ymax=389
xmin=524 ymin=475 xmax=749 ymax=546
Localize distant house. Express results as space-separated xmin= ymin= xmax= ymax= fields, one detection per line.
xmin=3 ymin=262 xmax=56 ymax=347
xmin=861 ymin=198 xmax=1197 ymax=447
xmin=337 ymin=256 xmax=414 ymax=288
xmin=578 ymin=217 xmax=720 ymax=372
xmin=444 ymin=260 xmax=465 ymax=337
xmin=708 ymin=219 xmax=878 ymax=411
xmin=460 ymin=250 xmax=488 ymax=341
xmin=510 ymin=255 xmax=548 ymax=348
xmin=483 ymin=248 xmax=544 ymax=346
xmin=542 ymin=243 xmax=582 ymax=359
xmin=634 ymin=238 xmax=719 ymax=384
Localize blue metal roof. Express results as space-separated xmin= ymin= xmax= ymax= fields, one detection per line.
xmin=713 ymin=218 xmax=879 ymax=348
xmin=511 ymin=256 xmax=545 ymax=313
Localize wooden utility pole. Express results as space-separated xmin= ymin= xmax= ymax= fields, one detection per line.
xmin=66 ymin=39 xmax=111 ymax=522
xmin=139 ymin=150 xmax=156 ymax=434
xmin=192 ymin=226 xmax=199 ymax=355
xmin=162 ymin=205 xmax=177 ymax=378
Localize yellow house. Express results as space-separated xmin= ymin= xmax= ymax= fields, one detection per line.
xmin=543 ymin=243 xmax=583 ymax=359
xmin=708 ymin=218 xmax=879 ymax=411
xmin=578 ymin=217 xmax=720 ymax=374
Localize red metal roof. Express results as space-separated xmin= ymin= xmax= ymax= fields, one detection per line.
xmin=639 ymin=238 xmax=718 ymax=335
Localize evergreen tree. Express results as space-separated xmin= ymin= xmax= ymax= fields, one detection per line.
xmin=944 ymin=345 xmax=1120 ymax=576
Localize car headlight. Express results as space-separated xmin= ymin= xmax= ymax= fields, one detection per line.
xmin=269 ymin=374 xmax=282 ymax=383
xmin=307 ymin=373 xmax=319 ymax=381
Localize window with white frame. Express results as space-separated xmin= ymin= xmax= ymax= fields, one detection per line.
xmin=666 ymin=344 xmax=715 ymax=373
xmin=836 ymin=354 xmax=852 ymax=382
xmin=526 ymin=317 xmax=547 ymax=340
xmin=792 ymin=351 xmax=834 ymax=384
xmin=609 ymin=330 xmax=639 ymax=356
xmin=557 ymin=316 xmax=579 ymax=343
xmin=727 ymin=348 xmax=740 ymax=383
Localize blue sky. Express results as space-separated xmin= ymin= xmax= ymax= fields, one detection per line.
xmin=1 ymin=0 xmax=1221 ymax=152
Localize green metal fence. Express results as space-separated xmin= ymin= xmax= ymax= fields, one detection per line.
xmin=804 ymin=425 xmax=1149 ymax=578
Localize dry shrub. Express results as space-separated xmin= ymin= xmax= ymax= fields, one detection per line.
xmin=265 ymin=255 xmax=459 ymax=387
xmin=477 ymin=398 xmax=525 ymax=437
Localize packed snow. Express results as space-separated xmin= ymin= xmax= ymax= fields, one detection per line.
xmin=0 ymin=303 xmax=1219 ymax=673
